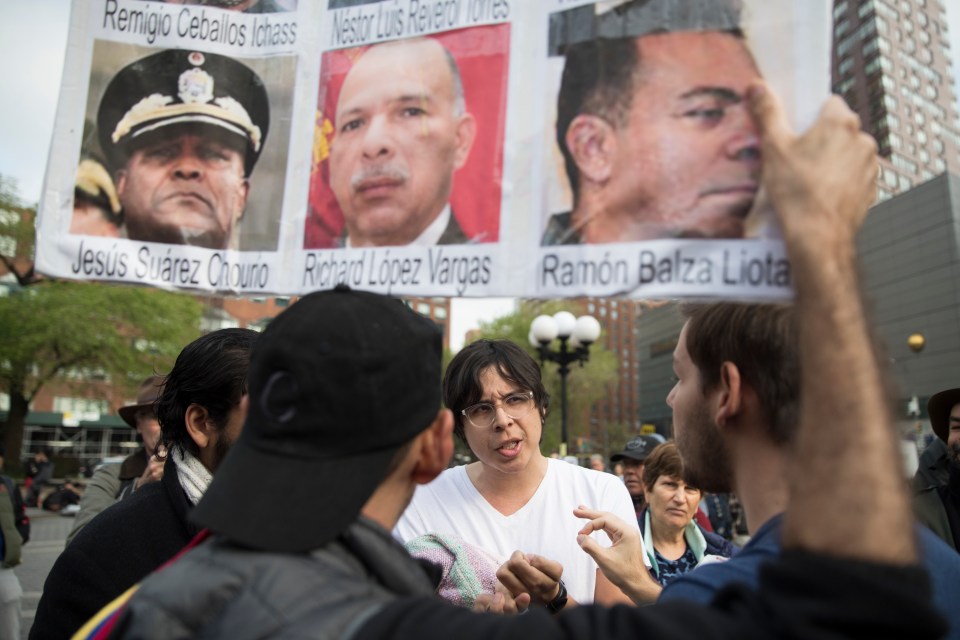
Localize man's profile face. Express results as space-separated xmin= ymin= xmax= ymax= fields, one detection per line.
xmin=947 ymin=403 xmax=960 ymax=464
xmin=621 ymin=458 xmax=645 ymax=498
xmin=116 ymin=128 xmax=249 ymax=249
xmin=601 ymin=31 xmax=761 ymax=240
xmin=135 ymin=409 xmax=163 ymax=458
xmin=329 ymin=39 xmax=475 ymax=247
xmin=667 ymin=322 xmax=733 ymax=493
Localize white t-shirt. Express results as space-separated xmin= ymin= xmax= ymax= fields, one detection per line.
xmin=395 ymin=457 xmax=644 ymax=604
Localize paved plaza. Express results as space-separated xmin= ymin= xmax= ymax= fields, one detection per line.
xmin=15 ymin=507 xmax=74 ymax=640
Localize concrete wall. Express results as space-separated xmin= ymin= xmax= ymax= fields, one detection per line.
xmin=857 ymin=171 xmax=960 ymax=418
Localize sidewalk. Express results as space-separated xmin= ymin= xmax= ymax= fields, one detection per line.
xmin=14 ymin=507 xmax=74 ymax=640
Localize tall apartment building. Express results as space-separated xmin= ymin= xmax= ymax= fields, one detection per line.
xmin=581 ymin=297 xmax=643 ymax=438
xmin=832 ymin=0 xmax=960 ymax=201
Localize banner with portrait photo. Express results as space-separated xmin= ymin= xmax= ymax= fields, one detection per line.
xmin=528 ymin=0 xmax=830 ymax=300
xmin=35 ymin=0 xmax=306 ymax=294
xmin=294 ymin=0 xmax=513 ymax=297
xmin=34 ymin=0 xmax=830 ymax=300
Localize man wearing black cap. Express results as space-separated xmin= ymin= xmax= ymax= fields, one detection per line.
xmin=95 ymin=49 xmax=269 ymax=250
xmin=107 ymin=286 xmax=455 ymax=637
xmin=915 ymin=388 xmax=960 ymax=551
xmin=610 ymin=435 xmax=660 ymax=513
xmin=66 ymin=376 xmax=165 ymax=545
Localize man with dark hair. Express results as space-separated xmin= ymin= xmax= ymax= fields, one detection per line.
xmin=544 ymin=0 xmax=760 ymax=244
xmin=30 ymin=328 xmax=257 ymax=640
xmin=329 ymin=38 xmax=477 ymax=247
xmin=92 ymin=49 xmax=269 ymax=249
xmin=915 ymin=388 xmax=960 ymax=551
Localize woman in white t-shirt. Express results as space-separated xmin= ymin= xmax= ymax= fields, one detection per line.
xmin=395 ymin=339 xmax=647 ymax=608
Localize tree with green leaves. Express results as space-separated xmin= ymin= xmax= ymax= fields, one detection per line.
xmin=470 ymin=301 xmax=619 ymax=457
xmin=0 ymin=175 xmax=204 ymax=470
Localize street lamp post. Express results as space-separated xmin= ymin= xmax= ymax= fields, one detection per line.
xmin=529 ymin=311 xmax=601 ymax=458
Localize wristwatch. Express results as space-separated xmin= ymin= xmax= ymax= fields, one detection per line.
xmin=545 ymin=580 xmax=568 ymax=614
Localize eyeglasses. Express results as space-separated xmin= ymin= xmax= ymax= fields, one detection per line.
xmin=461 ymin=392 xmax=535 ymax=428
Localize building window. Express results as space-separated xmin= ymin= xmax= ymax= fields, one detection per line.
xmin=435 ymin=306 xmax=447 ymax=319
xmin=883 ymin=168 xmax=899 ymax=188
xmin=838 ymin=57 xmax=855 ymax=76
xmin=53 ymin=397 xmax=110 ymax=415
xmin=834 ymin=0 xmax=849 ymax=20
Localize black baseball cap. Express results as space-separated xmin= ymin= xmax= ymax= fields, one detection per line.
xmin=97 ymin=49 xmax=269 ymax=176
xmin=610 ymin=435 xmax=663 ymax=463
xmin=191 ymin=285 xmax=442 ymax=552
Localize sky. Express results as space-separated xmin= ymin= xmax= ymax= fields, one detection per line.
xmin=1 ymin=1 xmax=958 ymax=349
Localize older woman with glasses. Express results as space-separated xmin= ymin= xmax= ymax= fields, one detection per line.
xmin=395 ymin=339 xmax=650 ymax=609
xmin=640 ymin=442 xmax=738 ymax=587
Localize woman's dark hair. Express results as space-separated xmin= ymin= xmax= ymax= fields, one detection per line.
xmin=156 ymin=328 xmax=259 ymax=457
xmin=442 ymin=339 xmax=549 ymax=442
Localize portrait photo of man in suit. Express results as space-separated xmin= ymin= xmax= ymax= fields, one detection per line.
xmin=327 ymin=37 xmax=478 ymax=248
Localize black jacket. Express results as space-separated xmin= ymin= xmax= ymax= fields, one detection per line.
xmin=30 ymin=457 xmax=198 ymax=640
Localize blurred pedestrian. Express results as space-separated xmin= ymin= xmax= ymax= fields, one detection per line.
xmin=24 ymin=448 xmax=53 ymax=508
xmin=0 ymin=444 xmax=28 ymax=640
xmin=588 ymin=454 xmax=606 ymax=472
xmin=609 ymin=435 xmax=660 ymax=513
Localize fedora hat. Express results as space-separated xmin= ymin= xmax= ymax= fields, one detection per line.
xmin=118 ymin=376 xmax=164 ymax=428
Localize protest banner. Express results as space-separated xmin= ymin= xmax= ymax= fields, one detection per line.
xmin=34 ymin=0 xmax=829 ymax=299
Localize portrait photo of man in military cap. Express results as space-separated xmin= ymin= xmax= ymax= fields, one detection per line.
xmin=71 ymin=42 xmax=295 ymax=251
